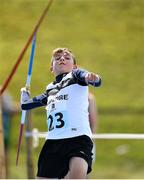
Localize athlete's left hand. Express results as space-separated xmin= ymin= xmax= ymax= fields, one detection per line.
xmin=85 ymin=72 xmax=99 ymax=84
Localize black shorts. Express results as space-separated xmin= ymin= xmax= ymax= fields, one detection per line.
xmin=37 ymin=135 xmax=93 ymax=178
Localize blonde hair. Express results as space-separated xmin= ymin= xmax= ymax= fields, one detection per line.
xmin=51 ymin=48 xmax=76 ymax=65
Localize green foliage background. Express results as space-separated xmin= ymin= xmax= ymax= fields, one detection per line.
xmin=0 ymin=0 xmax=144 ymax=178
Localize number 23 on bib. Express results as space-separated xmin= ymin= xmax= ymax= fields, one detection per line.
xmin=46 ymin=98 xmax=69 ymax=135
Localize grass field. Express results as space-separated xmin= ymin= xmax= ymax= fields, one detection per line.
xmin=1 ymin=0 xmax=144 ymax=178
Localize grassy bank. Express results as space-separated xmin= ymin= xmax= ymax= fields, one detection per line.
xmin=0 ymin=0 xmax=144 ymax=178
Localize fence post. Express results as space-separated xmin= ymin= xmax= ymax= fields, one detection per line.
xmin=26 ymin=110 xmax=35 ymax=179
xmin=0 ymin=97 xmax=6 ymax=178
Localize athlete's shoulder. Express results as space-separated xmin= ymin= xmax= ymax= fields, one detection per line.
xmin=72 ymin=68 xmax=88 ymax=86
xmin=72 ymin=68 xmax=87 ymax=75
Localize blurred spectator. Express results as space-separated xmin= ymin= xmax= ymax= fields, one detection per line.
xmin=0 ymin=90 xmax=20 ymax=150
xmin=88 ymin=92 xmax=98 ymax=134
xmin=87 ymin=92 xmax=98 ymax=179
xmin=0 ymin=88 xmax=20 ymax=177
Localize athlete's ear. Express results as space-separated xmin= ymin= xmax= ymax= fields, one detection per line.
xmin=50 ymin=66 xmax=53 ymax=72
xmin=73 ymin=64 xmax=77 ymax=69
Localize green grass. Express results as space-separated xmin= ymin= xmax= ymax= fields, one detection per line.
xmin=1 ymin=0 xmax=144 ymax=178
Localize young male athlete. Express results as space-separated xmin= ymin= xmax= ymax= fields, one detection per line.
xmin=21 ymin=48 xmax=101 ymax=179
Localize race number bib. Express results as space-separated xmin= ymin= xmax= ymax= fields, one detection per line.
xmin=46 ymin=95 xmax=69 ymax=134
xmin=47 ymin=111 xmax=68 ymax=132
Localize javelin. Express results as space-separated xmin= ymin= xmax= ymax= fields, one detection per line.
xmin=0 ymin=0 xmax=54 ymax=96
xmin=16 ymin=33 xmax=36 ymax=166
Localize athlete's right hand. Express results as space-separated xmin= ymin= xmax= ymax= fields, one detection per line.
xmin=20 ymin=87 xmax=30 ymax=104
xmin=21 ymin=87 xmax=30 ymax=95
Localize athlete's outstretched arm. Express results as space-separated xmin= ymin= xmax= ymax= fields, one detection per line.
xmin=72 ymin=68 xmax=101 ymax=87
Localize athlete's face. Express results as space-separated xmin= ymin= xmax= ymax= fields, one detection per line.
xmin=51 ymin=51 xmax=76 ymax=76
